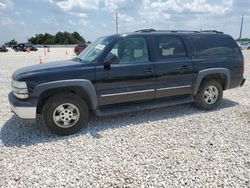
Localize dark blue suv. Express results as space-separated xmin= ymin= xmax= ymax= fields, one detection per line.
xmin=9 ymin=29 xmax=246 ymax=135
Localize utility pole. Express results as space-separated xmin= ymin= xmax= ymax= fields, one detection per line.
xmin=116 ymin=12 xmax=118 ymax=34
xmin=239 ymin=15 xmax=244 ymax=40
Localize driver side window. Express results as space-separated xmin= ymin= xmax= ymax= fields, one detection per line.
xmin=109 ymin=37 xmax=149 ymax=64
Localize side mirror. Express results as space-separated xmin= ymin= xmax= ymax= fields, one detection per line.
xmin=104 ymin=53 xmax=119 ymax=68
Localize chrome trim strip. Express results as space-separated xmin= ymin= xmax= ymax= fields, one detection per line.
xmin=101 ymin=89 xmax=154 ymax=97
xmin=157 ymin=85 xmax=191 ymax=91
xmin=10 ymin=104 xmax=36 ymax=119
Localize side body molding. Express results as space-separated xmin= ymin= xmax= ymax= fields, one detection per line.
xmin=32 ymin=79 xmax=98 ymax=110
xmin=194 ymin=68 xmax=231 ymax=95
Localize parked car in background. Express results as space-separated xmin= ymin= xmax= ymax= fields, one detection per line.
xmin=12 ymin=43 xmax=25 ymax=52
xmin=26 ymin=45 xmax=38 ymax=51
xmin=0 ymin=45 xmax=8 ymax=52
xmin=12 ymin=43 xmax=38 ymax=52
xmin=9 ymin=29 xmax=245 ymax=135
xmin=237 ymin=41 xmax=250 ymax=50
xmin=74 ymin=44 xmax=87 ymax=55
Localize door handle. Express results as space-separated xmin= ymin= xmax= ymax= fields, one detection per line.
xmin=144 ymin=67 xmax=153 ymax=73
xmin=180 ymin=65 xmax=189 ymax=72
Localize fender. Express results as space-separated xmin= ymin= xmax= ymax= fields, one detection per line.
xmin=193 ymin=68 xmax=231 ymax=95
xmin=32 ymin=79 xmax=98 ymax=110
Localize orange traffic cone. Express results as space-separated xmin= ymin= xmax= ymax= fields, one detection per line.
xmin=39 ymin=56 xmax=43 ymax=64
xmin=44 ymin=48 xmax=46 ymax=55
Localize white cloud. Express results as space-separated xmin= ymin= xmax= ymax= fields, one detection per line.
xmin=139 ymin=0 xmax=232 ymax=17
xmin=138 ymin=0 xmax=171 ymax=23
xmin=41 ymin=16 xmax=58 ymax=25
xmin=118 ymin=13 xmax=135 ymax=24
xmin=0 ymin=0 xmax=13 ymax=13
xmin=68 ymin=19 xmax=88 ymax=27
xmin=103 ymin=0 xmax=141 ymax=12
xmin=69 ymin=12 xmax=87 ymax=18
xmin=0 ymin=16 xmax=13 ymax=25
xmin=48 ymin=0 xmax=99 ymax=11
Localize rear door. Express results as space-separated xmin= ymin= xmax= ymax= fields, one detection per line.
xmin=154 ymin=35 xmax=194 ymax=98
xmin=95 ymin=36 xmax=156 ymax=106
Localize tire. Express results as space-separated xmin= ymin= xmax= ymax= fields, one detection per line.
xmin=42 ymin=93 xmax=89 ymax=135
xmin=195 ymin=79 xmax=223 ymax=110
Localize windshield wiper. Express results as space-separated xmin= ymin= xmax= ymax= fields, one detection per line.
xmin=72 ymin=57 xmax=83 ymax=62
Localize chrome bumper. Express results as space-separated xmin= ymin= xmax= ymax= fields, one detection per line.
xmin=10 ymin=104 xmax=37 ymax=120
xmin=9 ymin=92 xmax=37 ymax=120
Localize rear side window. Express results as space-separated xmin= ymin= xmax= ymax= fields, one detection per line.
xmin=156 ymin=36 xmax=187 ymax=60
xmin=191 ymin=36 xmax=240 ymax=57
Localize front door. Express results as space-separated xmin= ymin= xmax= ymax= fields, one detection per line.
xmin=95 ymin=37 xmax=155 ymax=106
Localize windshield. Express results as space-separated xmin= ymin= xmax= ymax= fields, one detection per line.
xmin=76 ymin=36 xmax=115 ymax=63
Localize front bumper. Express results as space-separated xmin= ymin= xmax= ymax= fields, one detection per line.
xmin=8 ymin=92 xmax=37 ymax=120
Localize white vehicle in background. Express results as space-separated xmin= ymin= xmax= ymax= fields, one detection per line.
xmin=237 ymin=41 xmax=250 ymax=50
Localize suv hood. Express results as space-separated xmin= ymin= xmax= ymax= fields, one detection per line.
xmin=13 ymin=60 xmax=94 ymax=82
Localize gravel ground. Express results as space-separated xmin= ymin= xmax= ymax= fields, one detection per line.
xmin=0 ymin=48 xmax=249 ymax=187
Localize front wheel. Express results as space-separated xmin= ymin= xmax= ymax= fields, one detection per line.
xmin=42 ymin=93 xmax=89 ymax=135
xmin=195 ymin=80 xmax=223 ymax=110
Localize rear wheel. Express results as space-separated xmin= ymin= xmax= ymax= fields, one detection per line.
xmin=42 ymin=93 xmax=89 ymax=135
xmin=195 ymin=80 xmax=223 ymax=110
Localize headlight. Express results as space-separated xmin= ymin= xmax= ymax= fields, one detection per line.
xmin=11 ymin=80 xmax=29 ymax=99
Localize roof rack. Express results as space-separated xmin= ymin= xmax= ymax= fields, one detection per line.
xmin=135 ymin=28 xmax=156 ymax=32
xmin=201 ymin=30 xmax=224 ymax=34
xmin=157 ymin=30 xmax=200 ymax=33
xmin=134 ymin=28 xmax=223 ymax=34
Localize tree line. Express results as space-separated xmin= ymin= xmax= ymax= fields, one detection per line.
xmin=4 ymin=31 xmax=86 ymax=46
xmin=28 ymin=31 xmax=86 ymax=45
xmin=236 ymin=38 xmax=250 ymax=42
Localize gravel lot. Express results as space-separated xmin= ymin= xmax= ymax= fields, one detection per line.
xmin=0 ymin=48 xmax=249 ymax=187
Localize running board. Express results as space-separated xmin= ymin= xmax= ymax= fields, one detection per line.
xmin=95 ymin=95 xmax=194 ymax=116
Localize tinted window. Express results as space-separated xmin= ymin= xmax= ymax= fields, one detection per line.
xmin=109 ymin=37 xmax=149 ymax=64
xmin=191 ymin=36 xmax=240 ymax=57
xmin=156 ymin=36 xmax=187 ymax=60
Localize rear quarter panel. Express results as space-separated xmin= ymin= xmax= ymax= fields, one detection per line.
xmin=186 ymin=34 xmax=244 ymax=89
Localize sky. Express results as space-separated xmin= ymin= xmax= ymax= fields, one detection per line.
xmin=0 ymin=0 xmax=249 ymax=44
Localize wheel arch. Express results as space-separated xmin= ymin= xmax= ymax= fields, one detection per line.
xmin=33 ymin=79 xmax=98 ymax=113
xmin=193 ymin=68 xmax=231 ymax=95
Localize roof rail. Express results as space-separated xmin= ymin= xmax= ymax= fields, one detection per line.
xmin=135 ymin=28 xmax=156 ymax=32
xmin=134 ymin=29 xmax=223 ymax=34
xmin=201 ymin=30 xmax=224 ymax=34
xmin=157 ymin=30 xmax=200 ymax=33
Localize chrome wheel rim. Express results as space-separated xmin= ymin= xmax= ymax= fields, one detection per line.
xmin=53 ymin=103 xmax=80 ymax=128
xmin=204 ymin=86 xmax=218 ymax=105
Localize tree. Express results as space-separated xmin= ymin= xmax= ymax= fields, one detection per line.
xmin=28 ymin=31 xmax=86 ymax=45
xmin=5 ymin=39 xmax=18 ymax=47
